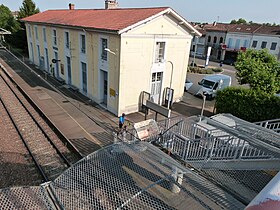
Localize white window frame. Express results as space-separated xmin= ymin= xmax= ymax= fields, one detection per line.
xmin=154 ymin=41 xmax=166 ymax=63
xmin=101 ymin=38 xmax=108 ymax=61
xmin=28 ymin=25 xmax=31 ymax=38
xmin=261 ymin=41 xmax=267 ymax=49
xmin=252 ymin=40 xmax=258 ymax=48
xmin=65 ymin=31 xmax=70 ymax=49
xmin=80 ymin=34 xmax=86 ymax=54
xmin=53 ymin=29 xmax=57 ymax=46
xmin=43 ymin=27 xmax=47 ymax=43
xmin=270 ymin=42 xmax=277 ymax=50
xmin=35 ymin=26 xmax=38 ymax=40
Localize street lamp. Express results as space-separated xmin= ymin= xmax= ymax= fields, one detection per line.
xmin=104 ymin=48 xmax=116 ymax=55
xmin=167 ymin=61 xmax=174 ymax=110
xmin=199 ymin=94 xmax=206 ymax=122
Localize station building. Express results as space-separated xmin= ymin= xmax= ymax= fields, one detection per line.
xmin=22 ymin=1 xmax=200 ymax=116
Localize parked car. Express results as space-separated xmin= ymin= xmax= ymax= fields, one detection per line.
xmin=185 ymin=79 xmax=193 ymax=91
xmin=222 ymin=58 xmax=235 ymax=66
xmin=196 ymin=74 xmax=231 ymax=100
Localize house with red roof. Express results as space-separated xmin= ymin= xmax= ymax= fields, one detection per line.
xmin=191 ymin=22 xmax=280 ymax=64
xmin=223 ymin=24 xmax=280 ymax=63
xmin=22 ymin=1 xmax=200 ymax=116
xmin=251 ymin=25 xmax=280 ymax=60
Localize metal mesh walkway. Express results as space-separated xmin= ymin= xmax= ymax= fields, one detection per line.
xmin=0 ymin=142 xmax=245 ymax=210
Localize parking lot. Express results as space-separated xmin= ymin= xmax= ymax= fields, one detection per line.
xmin=172 ymin=58 xmax=239 ymax=118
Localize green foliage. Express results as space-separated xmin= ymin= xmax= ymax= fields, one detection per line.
xmin=18 ymin=0 xmax=39 ymax=19
xmin=235 ymin=49 xmax=280 ymax=94
xmin=215 ymin=87 xmax=280 ymax=122
xmin=230 ymin=18 xmax=247 ymax=24
xmin=0 ymin=4 xmax=20 ymax=33
xmin=188 ymin=66 xmax=222 ymax=74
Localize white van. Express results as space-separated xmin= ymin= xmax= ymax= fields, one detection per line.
xmin=196 ymin=74 xmax=231 ymax=100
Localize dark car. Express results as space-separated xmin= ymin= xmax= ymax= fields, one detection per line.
xmin=222 ymin=59 xmax=235 ymax=66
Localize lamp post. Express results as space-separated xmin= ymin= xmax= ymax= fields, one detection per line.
xmin=167 ymin=61 xmax=174 ymax=110
xmin=199 ymin=94 xmax=206 ymax=122
xmin=105 ymin=48 xmax=116 ymax=55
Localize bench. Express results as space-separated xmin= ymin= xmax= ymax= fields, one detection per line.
xmin=68 ymin=84 xmax=79 ymax=92
xmin=56 ymin=77 xmax=65 ymax=84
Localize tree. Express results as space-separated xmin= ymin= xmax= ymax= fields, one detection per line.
xmin=230 ymin=18 xmax=247 ymax=24
xmin=18 ymin=0 xmax=39 ymax=19
xmin=235 ymin=49 xmax=280 ymax=94
xmin=0 ymin=4 xmax=20 ymax=33
xmin=6 ymin=0 xmax=40 ymax=53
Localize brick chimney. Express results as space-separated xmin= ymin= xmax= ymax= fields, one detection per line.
xmin=105 ymin=0 xmax=118 ymax=9
xmin=69 ymin=3 xmax=75 ymax=10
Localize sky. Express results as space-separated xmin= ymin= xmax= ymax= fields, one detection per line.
xmin=1 ymin=0 xmax=280 ymax=24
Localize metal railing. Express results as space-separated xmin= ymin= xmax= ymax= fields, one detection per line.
xmin=146 ymin=115 xmax=280 ymax=204
xmin=255 ymin=118 xmax=280 ymax=133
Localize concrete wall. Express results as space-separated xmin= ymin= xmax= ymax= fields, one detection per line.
xmin=119 ymin=15 xmax=192 ymax=114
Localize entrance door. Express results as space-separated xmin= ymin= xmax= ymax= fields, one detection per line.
xmin=151 ymin=72 xmax=163 ymax=104
xmin=45 ymin=48 xmax=49 ymax=72
xmin=67 ymin=56 xmax=72 ymax=85
xmin=54 ymin=51 xmax=59 ymax=78
xmin=81 ymin=62 xmax=87 ymax=94
xmin=37 ymin=45 xmax=41 ymax=66
xmin=103 ymin=71 xmax=108 ymax=105
xmin=30 ymin=42 xmax=34 ymax=63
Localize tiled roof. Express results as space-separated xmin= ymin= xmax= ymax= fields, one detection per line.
xmin=204 ymin=23 xmax=235 ymax=32
xmin=254 ymin=25 xmax=280 ymax=35
xmin=227 ymin=24 xmax=262 ymax=33
xmin=22 ymin=7 xmax=169 ymax=31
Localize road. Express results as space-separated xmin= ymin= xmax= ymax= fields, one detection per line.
xmin=187 ymin=57 xmax=239 ymax=87
xmin=190 ymin=57 xmax=236 ymax=71
xmin=173 ymin=57 xmax=240 ymax=118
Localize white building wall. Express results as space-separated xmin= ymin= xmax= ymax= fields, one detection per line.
xmin=251 ymin=34 xmax=280 ymax=59
xmin=225 ymin=33 xmax=252 ymax=51
xmin=118 ymin=15 xmax=193 ymax=114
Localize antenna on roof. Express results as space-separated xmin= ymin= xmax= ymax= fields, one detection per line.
xmin=217 ymin=16 xmax=220 ymax=23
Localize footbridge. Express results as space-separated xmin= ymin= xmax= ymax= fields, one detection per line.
xmin=142 ymin=114 xmax=280 ymax=203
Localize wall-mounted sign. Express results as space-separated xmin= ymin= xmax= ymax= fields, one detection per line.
xmin=110 ymin=88 xmax=116 ymax=97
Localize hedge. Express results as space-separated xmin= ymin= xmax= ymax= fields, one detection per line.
xmin=215 ymin=87 xmax=280 ymax=122
xmin=188 ymin=67 xmax=223 ymax=74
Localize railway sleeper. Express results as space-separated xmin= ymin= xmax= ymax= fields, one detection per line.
xmin=41 ymin=160 xmax=67 ymax=170
xmin=44 ymin=165 xmax=68 ymax=175
xmin=31 ymin=147 xmax=57 ymax=155
xmin=36 ymin=153 xmax=66 ymax=163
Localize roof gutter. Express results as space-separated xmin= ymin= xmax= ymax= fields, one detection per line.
xmin=167 ymin=8 xmax=202 ymax=37
xmin=118 ymin=8 xmax=202 ymax=37
xmin=22 ymin=21 xmax=119 ymax=35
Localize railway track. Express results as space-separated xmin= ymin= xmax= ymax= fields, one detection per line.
xmin=0 ymin=68 xmax=82 ymax=181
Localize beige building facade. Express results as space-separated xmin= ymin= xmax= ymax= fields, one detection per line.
xmin=23 ymin=6 xmax=200 ymax=116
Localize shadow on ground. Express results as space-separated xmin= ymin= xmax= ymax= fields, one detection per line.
xmin=172 ymin=101 xmax=214 ymax=117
